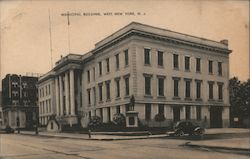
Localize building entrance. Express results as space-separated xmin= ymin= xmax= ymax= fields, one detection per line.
xmin=173 ymin=107 xmax=181 ymax=122
xmin=210 ymin=106 xmax=223 ymax=128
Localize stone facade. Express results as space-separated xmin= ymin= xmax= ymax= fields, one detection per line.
xmin=38 ymin=22 xmax=231 ymax=130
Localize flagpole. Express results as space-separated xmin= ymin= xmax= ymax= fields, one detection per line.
xmin=67 ymin=11 xmax=71 ymax=54
xmin=48 ymin=9 xmax=53 ymax=69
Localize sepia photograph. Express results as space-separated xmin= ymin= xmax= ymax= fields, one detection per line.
xmin=0 ymin=0 xmax=249 ymax=158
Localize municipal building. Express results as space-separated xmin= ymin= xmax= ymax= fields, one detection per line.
xmin=38 ymin=22 xmax=231 ymax=131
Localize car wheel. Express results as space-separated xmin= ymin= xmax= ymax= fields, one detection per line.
xmin=177 ymin=130 xmax=184 ymax=136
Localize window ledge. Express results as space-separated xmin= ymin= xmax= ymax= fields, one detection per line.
xmin=106 ymin=99 xmax=111 ymax=102
xmin=157 ymin=96 xmax=166 ymax=99
xmin=208 ymin=99 xmax=215 ymax=102
xmin=157 ymin=65 xmax=164 ymax=68
xmin=115 ymin=97 xmax=121 ymax=100
xmin=144 ymin=95 xmax=153 ymax=98
xmin=99 ymin=101 xmax=104 ymax=104
xmin=173 ymin=67 xmax=179 ymax=70
xmin=185 ymin=69 xmax=191 ymax=72
xmin=172 ymin=96 xmax=181 ymax=100
xmin=195 ymin=98 xmax=203 ymax=101
xmin=184 ymin=97 xmax=192 ymax=101
xmin=217 ymin=99 xmax=224 ymax=102
xmin=144 ymin=64 xmax=151 ymax=67
xmin=124 ymin=95 xmax=130 ymax=99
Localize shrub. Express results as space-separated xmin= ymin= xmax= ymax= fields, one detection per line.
xmin=154 ymin=113 xmax=166 ymax=127
xmin=113 ymin=113 xmax=126 ymax=127
xmin=88 ymin=116 xmax=102 ymax=129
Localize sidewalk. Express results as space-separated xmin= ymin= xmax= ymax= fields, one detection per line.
xmin=185 ymin=128 xmax=250 ymax=153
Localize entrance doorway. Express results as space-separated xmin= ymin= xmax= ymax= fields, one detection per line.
xmin=210 ymin=106 xmax=223 ymax=128
xmin=173 ymin=107 xmax=181 ymax=122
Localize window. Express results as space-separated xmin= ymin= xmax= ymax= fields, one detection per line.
xmin=124 ymin=49 xmax=129 ymax=66
xmin=93 ymin=87 xmax=96 ymax=105
xmin=218 ymin=83 xmax=223 ymax=100
xmin=173 ymin=79 xmax=179 ymax=97
xmin=208 ymin=60 xmax=213 ymax=74
xmin=158 ymin=104 xmax=164 ymax=114
xmin=145 ymin=104 xmax=151 ymax=120
xmin=12 ymin=82 xmax=18 ymax=88
xmin=87 ymin=70 xmax=90 ymax=82
xmin=23 ymin=91 xmax=28 ymax=97
xmin=48 ymin=85 xmax=51 ymax=95
xmin=93 ymin=67 xmax=96 ymax=81
xmin=115 ymin=54 xmax=119 ymax=69
xmin=158 ymin=51 xmax=163 ymax=66
xmin=87 ymin=89 xmax=91 ymax=105
xmin=107 ymin=107 xmax=111 ymax=121
xmin=106 ymin=58 xmax=110 ymax=73
xmin=12 ymin=91 xmax=18 ymax=97
xmin=100 ymin=108 xmax=103 ymax=121
xmin=22 ymin=82 xmax=27 ymax=89
xmin=196 ymin=58 xmax=201 ymax=72
xmin=89 ymin=111 xmax=91 ymax=119
xmin=45 ymin=86 xmax=48 ymax=96
xmin=106 ymin=81 xmax=111 ymax=101
xmin=196 ymin=106 xmax=201 ymax=120
xmin=126 ymin=103 xmax=134 ymax=111
xmin=208 ymin=82 xmax=214 ymax=99
xmin=196 ymin=81 xmax=201 ymax=99
xmin=173 ymin=54 xmax=179 ymax=69
xmin=185 ymin=56 xmax=190 ymax=71
xmin=99 ymin=62 xmax=102 ymax=76
xmin=98 ymin=84 xmax=103 ymax=101
xmin=218 ymin=62 xmax=222 ymax=76
xmin=39 ymin=89 xmax=42 ymax=98
xmin=185 ymin=106 xmax=191 ymax=120
xmin=144 ymin=48 xmax=150 ymax=65
xmin=116 ymin=106 xmax=120 ymax=114
xmin=125 ymin=76 xmax=129 ymax=96
xmin=129 ymin=117 xmax=135 ymax=125
xmin=145 ymin=76 xmax=151 ymax=95
xmin=185 ymin=80 xmax=191 ymax=98
xmin=158 ymin=77 xmax=164 ymax=96
xmin=115 ymin=79 xmax=120 ymax=98
xmin=51 ymin=122 xmax=53 ymax=129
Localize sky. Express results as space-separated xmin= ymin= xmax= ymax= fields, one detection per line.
xmin=0 ymin=0 xmax=249 ymax=90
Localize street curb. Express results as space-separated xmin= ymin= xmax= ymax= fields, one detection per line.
xmin=17 ymin=132 xmax=167 ymax=141
xmin=182 ymin=142 xmax=250 ymax=154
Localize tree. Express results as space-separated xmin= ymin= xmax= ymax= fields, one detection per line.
xmin=154 ymin=113 xmax=166 ymax=127
xmin=229 ymin=77 xmax=250 ymax=127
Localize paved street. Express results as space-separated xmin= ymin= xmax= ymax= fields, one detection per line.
xmin=0 ymin=134 xmax=249 ymax=159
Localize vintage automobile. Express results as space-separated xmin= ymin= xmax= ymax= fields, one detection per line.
xmin=5 ymin=125 xmax=15 ymax=134
xmin=170 ymin=120 xmax=205 ymax=136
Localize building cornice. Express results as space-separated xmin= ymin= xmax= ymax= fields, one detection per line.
xmin=92 ymin=29 xmax=232 ymax=55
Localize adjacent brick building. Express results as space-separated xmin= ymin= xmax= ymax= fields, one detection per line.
xmin=2 ymin=74 xmax=38 ymax=129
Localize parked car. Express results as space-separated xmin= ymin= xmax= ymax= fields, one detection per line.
xmin=170 ymin=120 xmax=205 ymax=136
xmin=5 ymin=125 xmax=15 ymax=134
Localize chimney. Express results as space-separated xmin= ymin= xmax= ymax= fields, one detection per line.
xmin=220 ymin=39 xmax=228 ymax=46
